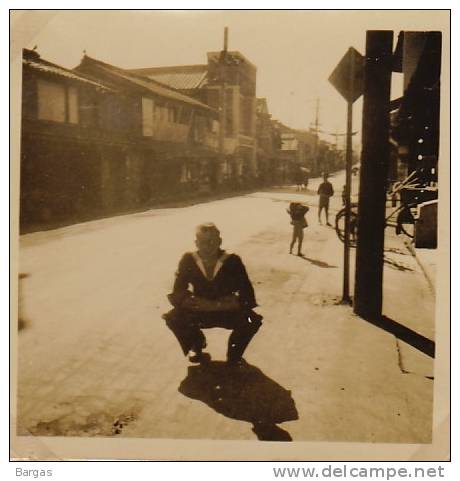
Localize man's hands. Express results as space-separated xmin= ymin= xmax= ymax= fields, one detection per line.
xmin=182 ymin=295 xmax=240 ymax=312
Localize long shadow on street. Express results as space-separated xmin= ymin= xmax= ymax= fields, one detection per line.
xmin=367 ymin=315 xmax=435 ymax=358
xmin=179 ymin=361 xmax=298 ymax=441
xmin=299 ymin=256 xmax=338 ymax=268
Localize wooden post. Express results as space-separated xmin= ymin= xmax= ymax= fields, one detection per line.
xmin=354 ymin=31 xmax=393 ymax=320
xmin=217 ymin=27 xmax=229 ymax=187
xmin=224 ymin=26 xmax=228 ymax=51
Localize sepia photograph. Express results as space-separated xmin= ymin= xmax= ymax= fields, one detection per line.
xmin=10 ymin=9 xmax=450 ymax=461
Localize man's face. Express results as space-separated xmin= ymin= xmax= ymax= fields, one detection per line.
xmin=196 ymin=231 xmax=221 ymax=259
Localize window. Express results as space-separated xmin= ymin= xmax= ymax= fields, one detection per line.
xmin=37 ymin=79 xmax=80 ymax=124
xmin=225 ymin=88 xmax=233 ymax=136
xmin=154 ymin=105 xmax=168 ymax=123
xmin=168 ymin=107 xmax=177 ymax=123
xmin=37 ymin=79 xmax=66 ymax=122
xmin=240 ymin=96 xmax=253 ymax=136
xmin=154 ymin=105 xmax=160 ymax=122
xmin=142 ymin=97 xmax=154 ymax=136
xmin=179 ymin=107 xmax=192 ymax=124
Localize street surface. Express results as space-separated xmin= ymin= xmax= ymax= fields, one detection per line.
xmin=15 ymin=172 xmax=435 ymax=446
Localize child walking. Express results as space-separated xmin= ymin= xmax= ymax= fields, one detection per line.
xmin=287 ymin=202 xmax=309 ymax=256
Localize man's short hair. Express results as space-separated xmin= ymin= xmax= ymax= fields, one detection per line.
xmin=196 ymin=223 xmax=220 ymax=237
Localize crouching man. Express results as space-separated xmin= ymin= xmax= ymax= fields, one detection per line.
xmin=163 ymin=223 xmax=262 ymax=365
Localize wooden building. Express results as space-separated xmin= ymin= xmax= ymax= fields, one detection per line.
xmin=129 ymin=50 xmax=258 ymax=188
xmin=255 ymin=98 xmax=281 ymax=186
xmin=390 ymin=31 xmax=442 ymax=188
xmin=20 ymin=49 xmax=219 ymax=232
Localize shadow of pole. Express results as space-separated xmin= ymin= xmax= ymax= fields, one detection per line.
xmin=364 ymin=315 xmax=435 ymax=358
xmin=179 ymin=361 xmax=298 ymax=441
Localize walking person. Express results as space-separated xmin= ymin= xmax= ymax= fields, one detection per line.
xmin=303 ymin=172 xmax=309 ymax=191
xmin=162 ymin=223 xmax=262 ymax=365
xmin=287 ymin=202 xmax=309 ymax=256
xmin=317 ymin=173 xmax=334 ymax=226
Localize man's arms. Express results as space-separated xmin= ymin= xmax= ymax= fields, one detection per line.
xmin=182 ymin=294 xmax=240 ymax=312
xmin=167 ymin=253 xmax=258 ymax=311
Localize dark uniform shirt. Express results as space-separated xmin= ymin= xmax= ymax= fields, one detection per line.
xmin=168 ymin=251 xmax=257 ymax=310
xmin=317 ymin=181 xmax=334 ymax=197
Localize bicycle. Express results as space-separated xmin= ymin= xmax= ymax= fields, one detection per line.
xmin=335 ymin=172 xmax=421 ymax=247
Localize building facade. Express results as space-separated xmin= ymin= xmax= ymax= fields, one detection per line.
xmin=255 ymin=98 xmax=281 ymax=186
xmin=129 ymin=50 xmax=258 ymax=188
xmin=20 ymin=49 xmax=219 ymax=232
xmin=390 ymin=31 xmax=441 ymax=188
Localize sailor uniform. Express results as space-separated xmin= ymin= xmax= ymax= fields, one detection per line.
xmin=163 ymin=250 xmax=262 ymax=362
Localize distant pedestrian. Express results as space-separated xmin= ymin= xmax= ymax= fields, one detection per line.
xmin=317 ymin=173 xmax=334 ymax=226
xmin=303 ymin=172 xmax=309 ymax=191
xmin=287 ymin=202 xmax=309 ymax=256
xmin=342 ymin=185 xmax=347 ymax=206
xmin=295 ymin=169 xmax=303 ymax=191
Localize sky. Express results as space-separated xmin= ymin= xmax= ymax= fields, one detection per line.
xmin=11 ymin=9 xmax=449 ymax=147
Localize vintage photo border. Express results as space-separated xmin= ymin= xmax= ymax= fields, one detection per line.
xmin=9 ymin=8 xmax=451 ymax=461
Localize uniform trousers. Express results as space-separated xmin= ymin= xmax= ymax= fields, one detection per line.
xmin=163 ymin=307 xmax=262 ymax=362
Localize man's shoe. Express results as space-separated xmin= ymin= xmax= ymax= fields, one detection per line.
xmin=189 ymin=352 xmax=211 ymax=364
xmin=326 ymin=222 xmax=332 ymax=226
xmin=188 ymin=351 xmax=202 ymax=363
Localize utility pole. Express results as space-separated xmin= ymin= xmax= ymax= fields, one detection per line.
xmin=217 ymin=27 xmax=228 ymax=188
xmin=333 ymin=127 xmax=339 ymax=151
xmin=310 ymin=98 xmax=320 ymax=175
xmin=354 ymin=30 xmax=393 ymax=320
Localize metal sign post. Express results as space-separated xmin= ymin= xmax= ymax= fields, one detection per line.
xmin=342 ymin=98 xmax=353 ymax=304
xmin=329 ymin=47 xmax=364 ymax=304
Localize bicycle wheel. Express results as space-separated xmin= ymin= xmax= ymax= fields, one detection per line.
xmin=335 ymin=208 xmax=358 ymax=247
xmin=396 ymin=206 xmax=415 ymax=238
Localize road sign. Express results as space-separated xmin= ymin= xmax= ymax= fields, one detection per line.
xmin=328 ymin=47 xmax=364 ymax=304
xmin=328 ymin=47 xmax=364 ymax=104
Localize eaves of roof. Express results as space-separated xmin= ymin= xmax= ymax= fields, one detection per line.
xmin=82 ymin=56 xmax=215 ymax=112
xmin=23 ymin=58 xmax=112 ymax=91
xmin=128 ymin=64 xmax=209 ymax=90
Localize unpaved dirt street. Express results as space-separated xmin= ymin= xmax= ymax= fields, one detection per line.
xmin=15 ymin=175 xmax=435 ymax=445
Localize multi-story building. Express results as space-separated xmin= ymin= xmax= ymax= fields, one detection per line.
xmin=255 ymin=98 xmax=281 ymax=185
xmin=20 ymin=48 xmax=115 ymax=230
xmin=75 ymin=54 xmax=219 ymax=191
xmin=274 ymin=121 xmax=318 ymax=183
xmin=20 ymin=49 xmax=219 ymax=232
xmin=129 ymin=49 xmax=258 ymax=187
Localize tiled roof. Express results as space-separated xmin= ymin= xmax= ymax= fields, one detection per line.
xmin=129 ymin=65 xmax=208 ymax=90
xmin=81 ymin=57 xmax=214 ymax=111
xmin=23 ymin=50 xmax=111 ymax=91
